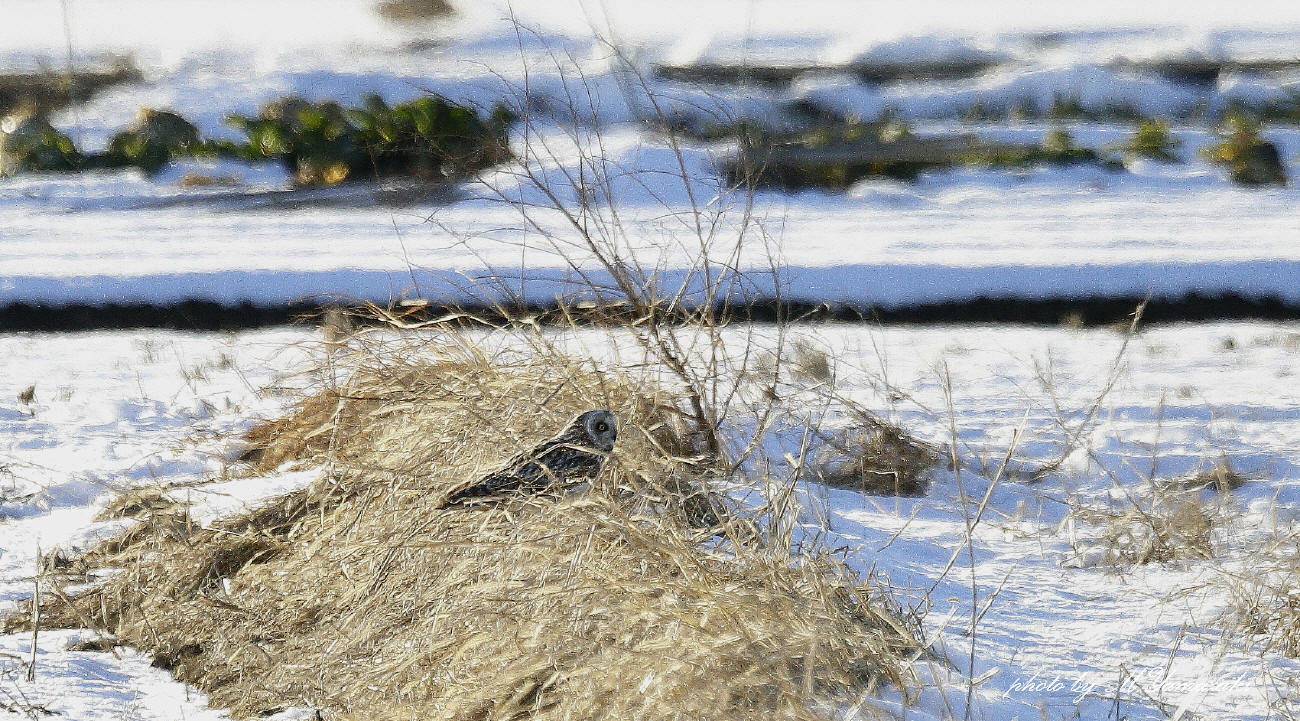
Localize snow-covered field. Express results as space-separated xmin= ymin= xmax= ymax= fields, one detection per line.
xmin=2 ymin=1 xmax=1300 ymax=308
xmin=2 ymin=322 xmax=1298 ymax=720
xmin=3 ymin=2 xmax=1300 ymax=719
xmin=0 ymin=329 xmax=312 ymax=719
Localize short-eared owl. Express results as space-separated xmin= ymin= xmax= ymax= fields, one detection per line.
xmin=442 ymin=409 xmax=617 ymax=506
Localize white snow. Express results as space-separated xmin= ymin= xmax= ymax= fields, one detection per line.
xmin=0 ymin=329 xmax=315 ymax=605
xmin=794 ymin=65 xmax=1207 ymax=119
xmin=2 ymin=2 xmax=1300 ymax=719
xmin=1 ymin=629 xmax=225 ymax=721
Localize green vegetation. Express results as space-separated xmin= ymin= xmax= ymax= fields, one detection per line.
xmin=728 ymin=120 xmax=1127 ymax=189
xmin=349 ymin=94 xmax=516 ymax=180
xmin=1119 ymin=119 xmax=1181 ymax=162
xmin=1038 ymin=128 xmax=1099 ymax=163
xmin=222 ymin=94 xmax=514 ymax=185
xmin=105 ymin=109 xmax=202 ymax=173
xmin=1204 ymin=113 xmax=1287 ymax=186
xmin=729 ymin=119 xmax=950 ymax=186
xmin=1 ymin=94 xmax=515 ymax=183
xmin=226 ymin=97 xmax=362 ymax=185
xmin=961 ymin=128 xmax=1117 ymax=169
xmin=0 ymin=115 xmax=81 ymax=172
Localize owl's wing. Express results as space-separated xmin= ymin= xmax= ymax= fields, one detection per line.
xmin=441 ymin=439 xmax=606 ymax=507
xmin=442 ymin=468 xmax=524 ymax=506
xmin=534 ymin=442 xmax=606 ymax=481
xmin=441 ymin=439 xmax=563 ymax=506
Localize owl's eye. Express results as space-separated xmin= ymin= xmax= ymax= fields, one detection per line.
xmin=595 ymin=421 xmax=609 ymax=433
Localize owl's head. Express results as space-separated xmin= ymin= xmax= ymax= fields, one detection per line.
xmin=577 ymin=409 xmax=618 ymax=451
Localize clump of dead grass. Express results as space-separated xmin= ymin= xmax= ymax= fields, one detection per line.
xmin=810 ymin=413 xmax=939 ymax=497
xmin=239 ymin=332 xmax=702 ymax=484
xmin=1229 ymin=572 xmax=1300 ymax=659
xmin=790 ymin=339 xmax=833 ymax=383
xmin=11 ymin=332 xmax=922 ymax=720
xmin=1214 ymin=532 xmax=1300 ymax=660
xmin=93 ymin=484 xmax=180 ymax=521
xmin=1165 ymin=456 xmax=1249 ymax=493
xmin=1068 ymin=485 xmax=1232 ymax=568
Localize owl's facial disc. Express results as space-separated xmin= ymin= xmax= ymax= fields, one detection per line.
xmin=583 ymin=410 xmax=617 ymax=451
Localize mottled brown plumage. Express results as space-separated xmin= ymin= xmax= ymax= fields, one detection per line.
xmin=442 ymin=410 xmax=617 ymax=506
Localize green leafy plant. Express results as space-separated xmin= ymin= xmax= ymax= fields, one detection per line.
xmin=224 ymin=94 xmax=512 ymax=185
xmin=1204 ymin=112 xmax=1287 ymax=186
xmin=1038 ymin=128 xmax=1096 ymax=163
xmin=226 ymin=97 xmax=361 ymax=185
xmin=1121 ymin=119 xmax=1181 ymax=162
xmin=104 ymin=109 xmax=201 ymax=173
xmin=1 ymin=115 xmax=82 ymax=172
xmin=348 ymin=94 xmax=511 ymax=180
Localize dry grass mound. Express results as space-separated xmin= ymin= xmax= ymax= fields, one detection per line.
xmin=1230 ymin=572 xmax=1300 ymax=659
xmin=811 ymin=414 xmax=938 ymax=497
xmin=1219 ymin=533 xmax=1300 ymax=660
xmin=93 ymin=483 xmax=180 ymax=521
xmin=1068 ymin=485 xmax=1232 ymax=567
xmin=12 ymin=334 xmax=922 ymax=720
xmin=1166 ymin=457 xmax=1250 ymax=493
